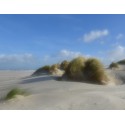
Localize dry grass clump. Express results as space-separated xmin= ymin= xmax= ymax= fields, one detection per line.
xmin=60 ymin=60 xmax=69 ymax=71
xmin=65 ymin=57 xmax=86 ymax=81
xmin=5 ymin=88 xmax=27 ymax=100
xmin=49 ymin=64 xmax=65 ymax=76
xmin=33 ymin=63 xmax=61 ymax=76
xmin=83 ymin=58 xmax=108 ymax=84
xmin=50 ymin=64 xmax=60 ymax=72
xmin=109 ymin=62 xmax=119 ymax=69
xmin=63 ymin=57 xmax=108 ymax=84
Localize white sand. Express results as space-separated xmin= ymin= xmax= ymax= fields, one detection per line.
xmin=0 ymin=70 xmax=125 ymax=109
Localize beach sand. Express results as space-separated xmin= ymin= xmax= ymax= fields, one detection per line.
xmin=0 ymin=70 xmax=125 ymax=110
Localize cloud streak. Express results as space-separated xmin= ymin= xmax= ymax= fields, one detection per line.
xmin=116 ymin=33 xmax=124 ymax=40
xmin=107 ymin=45 xmax=125 ymax=62
xmin=59 ymin=50 xmax=83 ymax=58
xmin=0 ymin=53 xmax=34 ymax=63
xmin=43 ymin=49 xmax=91 ymax=65
xmin=0 ymin=53 xmax=36 ymax=69
xmin=83 ymin=29 xmax=109 ymax=42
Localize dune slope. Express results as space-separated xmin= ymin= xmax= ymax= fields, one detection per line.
xmin=0 ymin=70 xmax=125 ymax=109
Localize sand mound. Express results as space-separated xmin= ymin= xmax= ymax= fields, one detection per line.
xmin=105 ymin=68 xmax=125 ymax=85
xmin=51 ymin=68 xmax=64 ymax=76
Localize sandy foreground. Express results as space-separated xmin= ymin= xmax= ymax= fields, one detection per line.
xmin=0 ymin=70 xmax=125 ymax=110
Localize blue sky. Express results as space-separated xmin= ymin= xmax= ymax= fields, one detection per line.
xmin=0 ymin=14 xmax=125 ymax=69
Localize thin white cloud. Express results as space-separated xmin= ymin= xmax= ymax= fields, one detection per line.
xmin=0 ymin=53 xmax=36 ymax=69
xmin=95 ymin=45 xmax=125 ymax=66
xmin=60 ymin=50 xmax=83 ymax=58
xmin=0 ymin=51 xmax=91 ymax=69
xmin=107 ymin=45 xmax=125 ymax=62
xmin=83 ymin=29 xmax=109 ymax=42
xmin=43 ymin=49 xmax=91 ymax=65
xmin=43 ymin=50 xmax=83 ymax=62
xmin=0 ymin=53 xmax=34 ymax=63
xmin=116 ymin=33 xmax=124 ymax=40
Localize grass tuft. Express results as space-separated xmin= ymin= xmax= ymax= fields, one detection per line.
xmin=83 ymin=58 xmax=108 ymax=84
xmin=50 ymin=64 xmax=60 ymax=72
xmin=60 ymin=60 xmax=69 ymax=71
xmin=63 ymin=57 xmax=108 ymax=84
xmin=5 ymin=88 xmax=27 ymax=100
xmin=65 ymin=57 xmax=86 ymax=81
xmin=32 ymin=65 xmax=50 ymax=76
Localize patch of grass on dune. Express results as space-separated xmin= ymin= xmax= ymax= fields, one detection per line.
xmin=5 ymin=88 xmax=27 ymax=100
xmin=65 ymin=57 xmax=86 ymax=81
xmin=50 ymin=64 xmax=60 ymax=72
xmin=83 ymin=58 xmax=108 ymax=84
xmin=63 ymin=57 xmax=108 ymax=84
xmin=60 ymin=60 xmax=69 ymax=71
xmin=32 ymin=65 xmax=51 ymax=76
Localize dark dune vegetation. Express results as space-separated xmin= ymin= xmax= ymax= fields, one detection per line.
xmin=63 ymin=57 xmax=108 ymax=84
xmin=32 ymin=65 xmax=51 ymax=76
xmin=109 ymin=62 xmax=119 ymax=69
xmin=32 ymin=64 xmax=60 ymax=76
xmin=33 ymin=56 xmax=109 ymax=85
xmin=117 ymin=59 xmax=125 ymax=65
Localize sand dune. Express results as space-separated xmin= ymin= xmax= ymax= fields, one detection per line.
xmin=0 ymin=69 xmax=125 ymax=109
xmin=106 ymin=64 xmax=125 ymax=85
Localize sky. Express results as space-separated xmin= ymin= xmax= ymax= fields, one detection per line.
xmin=0 ymin=14 xmax=125 ymax=69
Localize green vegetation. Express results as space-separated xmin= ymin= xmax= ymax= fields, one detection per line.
xmin=65 ymin=57 xmax=86 ymax=81
xmin=32 ymin=65 xmax=51 ymax=75
xmin=32 ymin=56 xmax=108 ymax=84
xmin=117 ymin=59 xmax=125 ymax=65
xmin=83 ymin=58 xmax=108 ymax=83
xmin=109 ymin=62 xmax=119 ymax=69
xmin=60 ymin=60 xmax=69 ymax=71
xmin=33 ymin=64 xmax=61 ymax=76
xmin=63 ymin=57 xmax=108 ymax=84
xmin=40 ymin=65 xmax=51 ymax=71
xmin=5 ymin=88 xmax=27 ymax=100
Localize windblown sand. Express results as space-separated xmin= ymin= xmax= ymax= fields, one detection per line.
xmin=0 ymin=70 xmax=125 ymax=110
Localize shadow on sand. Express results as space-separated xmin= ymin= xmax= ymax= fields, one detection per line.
xmin=19 ymin=75 xmax=57 ymax=84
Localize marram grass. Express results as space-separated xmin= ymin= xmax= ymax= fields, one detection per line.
xmin=64 ymin=57 xmax=108 ymax=84
xmin=5 ymin=88 xmax=27 ymax=100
